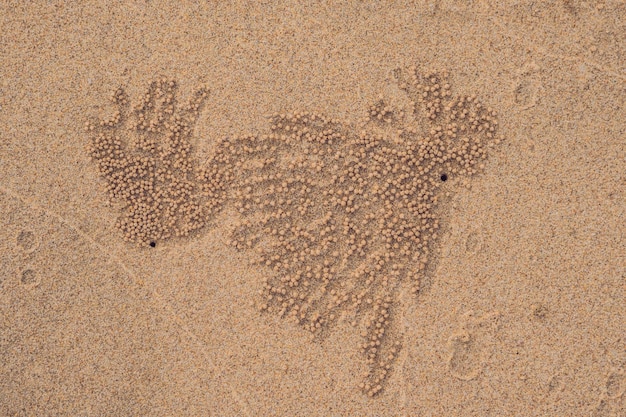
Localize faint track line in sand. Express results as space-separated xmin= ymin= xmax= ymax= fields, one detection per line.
xmin=399 ymin=308 xmax=410 ymax=417
xmin=0 ymin=184 xmax=252 ymax=417
xmin=481 ymin=0 xmax=626 ymax=82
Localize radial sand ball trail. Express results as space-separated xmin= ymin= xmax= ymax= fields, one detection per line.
xmin=211 ymin=69 xmax=503 ymax=396
xmin=86 ymin=79 xmax=211 ymax=246
xmin=86 ymin=68 xmax=504 ymax=396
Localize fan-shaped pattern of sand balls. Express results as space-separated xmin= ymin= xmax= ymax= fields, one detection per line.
xmin=86 ymin=68 xmax=503 ymax=396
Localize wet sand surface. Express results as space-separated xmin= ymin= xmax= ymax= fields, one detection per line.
xmin=1 ymin=2 xmax=624 ymax=416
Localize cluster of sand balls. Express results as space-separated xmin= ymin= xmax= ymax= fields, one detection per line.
xmin=86 ymin=69 xmax=503 ymax=396
xmin=86 ymin=78 xmax=210 ymax=246
xmin=367 ymin=98 xmax=401 ymax=124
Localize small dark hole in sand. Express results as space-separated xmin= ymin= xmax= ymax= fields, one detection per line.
xmin=149 ymin=241 xmax=156 ymax=247
xmin=441 ymin=174 xmax=448 ymax=182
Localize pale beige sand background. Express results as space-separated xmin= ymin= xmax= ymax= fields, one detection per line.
xmin=1 ymin=1 xmax=625 ymax=416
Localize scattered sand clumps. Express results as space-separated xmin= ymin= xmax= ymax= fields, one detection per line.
xmin=86 ymin=79 xmax=210 ymax=246
xmin=86 ymin=67 xmax=503 ymax=395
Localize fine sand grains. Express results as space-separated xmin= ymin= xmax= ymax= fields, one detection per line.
xmin=86 ymin=67 xmax=503 ymax=396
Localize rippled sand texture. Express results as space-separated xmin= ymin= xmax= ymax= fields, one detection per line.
xmin=1 ymin=1 xmax=625 ymax=416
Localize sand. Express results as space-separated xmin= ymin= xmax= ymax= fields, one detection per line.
xmin=1 ymin=1 xmax=625 ymax=416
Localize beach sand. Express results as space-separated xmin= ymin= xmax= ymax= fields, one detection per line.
xmin=1 ymin=1 xmax=624 ymax=416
